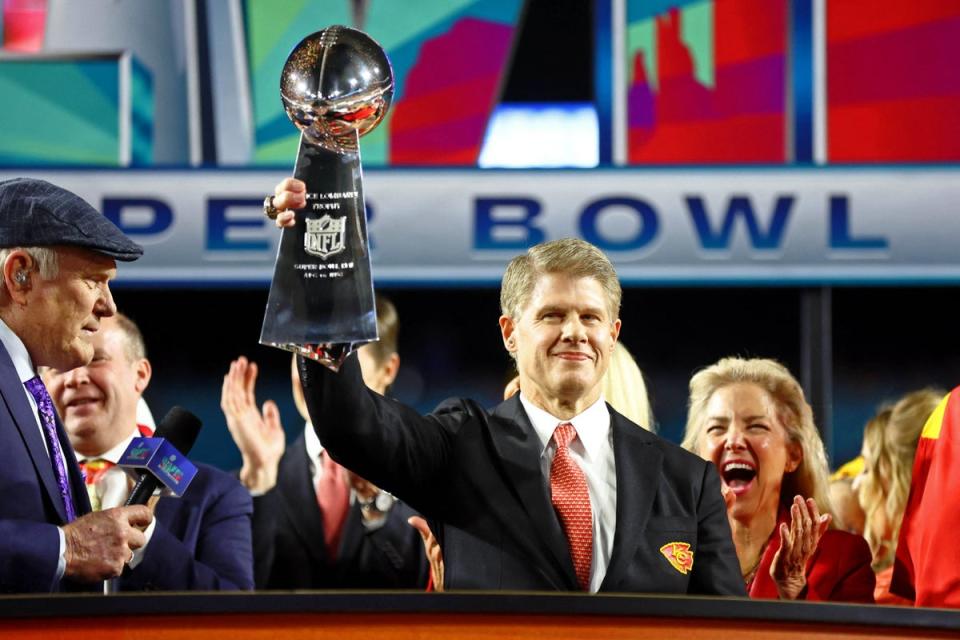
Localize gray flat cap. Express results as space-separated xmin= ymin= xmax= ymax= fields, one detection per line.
xmin=0 ymin=177 xmax=143 ymax=261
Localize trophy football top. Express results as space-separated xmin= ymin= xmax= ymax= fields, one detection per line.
xmin=280 ymin=25 xmax=394 ymax=152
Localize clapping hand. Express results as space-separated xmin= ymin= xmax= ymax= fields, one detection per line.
xmin=770 ymin=495 xmax=831 ymax=600
xmin=408 ymin=515 xmax=444 ymax=592
xmin=221 ymin=356 xmax=286 ymax=493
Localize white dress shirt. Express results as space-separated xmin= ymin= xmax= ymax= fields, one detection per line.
xmin=86 ymin=433 xmax=139 ymax=511
xmin=0 ymin=317 xmax=47 ymax=451
xmin=304 ymin=420 xmax=328 ymax=489
xmin=519 ymin=393 xmax=617 ymax=593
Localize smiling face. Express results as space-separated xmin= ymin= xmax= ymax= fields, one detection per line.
xmin=500 ymin=272 xmax=620 ymax=416
xmin=44 ymin=316 xmax=149 ymax=457
xmin=697 ymin=382 xmax=801 ymax=523
xmin=22 ymin=247 xmax=118 ymax=371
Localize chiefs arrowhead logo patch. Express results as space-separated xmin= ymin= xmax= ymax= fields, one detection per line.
xmin=660 ymin=542 xmax=694 ymax=575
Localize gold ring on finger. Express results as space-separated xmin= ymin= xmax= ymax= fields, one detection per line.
xmin=263 ymin=195 xmax=281 ymax=220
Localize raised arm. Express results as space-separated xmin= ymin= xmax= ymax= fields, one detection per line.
xmin=297 ymin=353 xmax=454 ymax=518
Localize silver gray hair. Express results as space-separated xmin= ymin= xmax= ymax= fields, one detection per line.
xmin=0 ymin=246 xmax=60 ymax=287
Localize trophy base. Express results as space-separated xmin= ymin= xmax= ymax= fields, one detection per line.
xmin=263 ymin=341 xmax=372 ymax=372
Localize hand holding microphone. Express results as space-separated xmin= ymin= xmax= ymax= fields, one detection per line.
xmin=123 ymin=406 xmax=203 ymax=506
xmin=61 ymin=506 xmax=152 ymax=581
xmin=61 ymin=407 xmax=202 ymax=582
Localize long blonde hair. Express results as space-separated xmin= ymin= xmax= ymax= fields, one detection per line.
xmin=858 ymin=389 xmax=943 ymax=570
xmin=602 ymin=342 xmax=654 ymax=430
xmin=681 ymin=357 xmax=834 ymax=517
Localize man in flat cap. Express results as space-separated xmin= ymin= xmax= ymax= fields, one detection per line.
xmin=0 ymin=177 xmax=153 ymax=592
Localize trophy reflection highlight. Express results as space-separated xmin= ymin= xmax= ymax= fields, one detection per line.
xmin=280 ymin=26 xmax=392 ymax=152
xmin=260 ymin=26 xmax=393 ymax=370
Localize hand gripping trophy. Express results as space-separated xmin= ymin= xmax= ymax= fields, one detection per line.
xmin=260 ymin=26 xmax=393 ymax=370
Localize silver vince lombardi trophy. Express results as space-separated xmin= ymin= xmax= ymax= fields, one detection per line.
xmin=260 ymin=26 xmax=393 ymax=370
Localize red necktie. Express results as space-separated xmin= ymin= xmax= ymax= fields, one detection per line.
xmin=550 ymin=422 xmax=593 ymax=591
xmin=316 ymin=451 xmax=350 ymax=558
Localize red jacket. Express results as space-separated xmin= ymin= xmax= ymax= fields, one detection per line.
xmin=892 ymin=386 xmax=960 ymax=607
xmin=748 ymin=512 xmax=875 ymax=603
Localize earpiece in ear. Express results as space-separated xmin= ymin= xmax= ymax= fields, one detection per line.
xmin=13 ymin=271 xmax=27 ymax=285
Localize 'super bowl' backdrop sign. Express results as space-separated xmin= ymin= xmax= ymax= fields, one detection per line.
xmin=2 ymin=1 xmax=959 ymax=287
xmin=1 ymin=167 xmax=956 ymax=286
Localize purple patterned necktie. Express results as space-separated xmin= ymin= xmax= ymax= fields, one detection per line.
xmin=24 ymin=376 xmax=76 ymax=522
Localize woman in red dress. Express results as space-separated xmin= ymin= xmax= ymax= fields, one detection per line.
xmin=682 ymin=357 xmax=874 ymax=602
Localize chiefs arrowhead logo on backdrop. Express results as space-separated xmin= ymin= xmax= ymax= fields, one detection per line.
xmin=660 ymin=542 xmax=694 ymax=575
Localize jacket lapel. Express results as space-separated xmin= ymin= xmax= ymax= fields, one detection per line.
xmin=0 ymin=347 xmax=69 ymax=522
xmin=278 ymin=434 xmax=329 ymax=566
xmin=490 ymin=397 xmax=578 ymax=589
xmin=335 ymin=502 xmax=364 ymax=572
xmin=600 ymin=409 xmax=662 ymax=591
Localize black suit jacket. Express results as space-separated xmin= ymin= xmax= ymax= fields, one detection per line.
xmin=301 ymin=354 xmax=744 ymax=594
xmin=251 ymin=432 xmax=428 ymax=589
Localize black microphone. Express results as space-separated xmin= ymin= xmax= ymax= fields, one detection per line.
xmin=124 ymin=406 xmax=202 ymax=506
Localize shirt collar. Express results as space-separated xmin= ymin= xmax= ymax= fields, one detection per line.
xmin=304 ymin=420 xmax=324 ymax=459
xmin=0 ymin=316 xmax=37 ymax=384
xmin=80 ymin=424 xmax=153 ymax=464
xmin=518 ymin=392 xmax=610 ymax=460
xmin=93 ymin=430 xmax=138 ymax=465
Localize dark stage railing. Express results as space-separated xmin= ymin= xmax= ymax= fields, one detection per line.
xmin=1 ymin=592 xmax=959 ymax=639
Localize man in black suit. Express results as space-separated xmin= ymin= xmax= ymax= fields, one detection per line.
xmin=273 ymin=180 xmax=743 ymax=593
xmin=222 ymin=295 xmax=427 ymax=589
